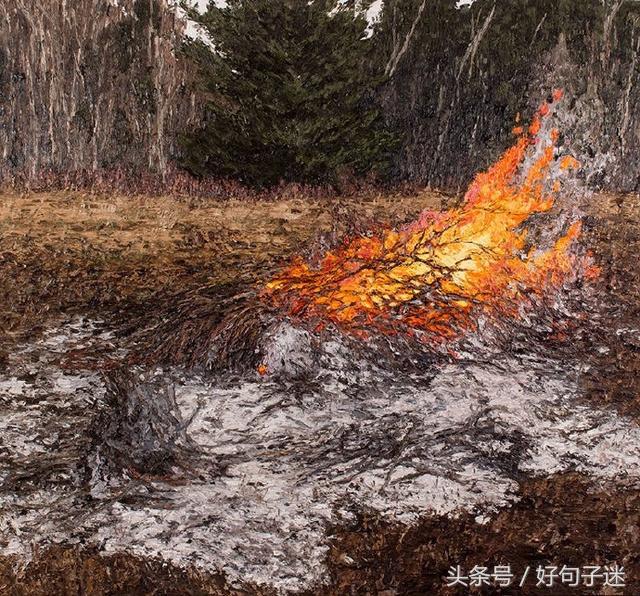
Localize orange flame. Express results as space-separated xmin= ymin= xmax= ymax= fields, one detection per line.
xmin=263 ymin=94 xmax=594 ymax=345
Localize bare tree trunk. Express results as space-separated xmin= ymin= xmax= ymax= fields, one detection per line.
xmin=0 ymin=0 xmax=199 ymax=183
xmin=456 ymin=4 xmax=496 ymax=82
xmin=601 ymin=0 xmax=624 ymax=65
xmin=385 ymin=0 xmax=428 ymax=77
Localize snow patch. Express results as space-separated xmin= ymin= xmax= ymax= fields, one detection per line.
xmin=2 ymin=319 xmax=640 ymax=593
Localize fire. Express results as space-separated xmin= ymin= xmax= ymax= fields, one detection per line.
xmin=263 ymin=92 xmax=595 ymax=346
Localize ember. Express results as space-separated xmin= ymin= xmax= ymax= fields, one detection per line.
xmin=264 ymin=91 xmax=597 ymax=345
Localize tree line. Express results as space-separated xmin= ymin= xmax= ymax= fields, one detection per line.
xmin=180 ymin=0 xmax=640 ymax=191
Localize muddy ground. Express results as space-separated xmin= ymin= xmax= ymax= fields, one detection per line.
xmin=0 ymin=190 xmax=639 ymax=594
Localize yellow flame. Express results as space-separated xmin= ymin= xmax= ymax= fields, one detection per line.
xmin=264 ymin=92 xmax=595 ymax=343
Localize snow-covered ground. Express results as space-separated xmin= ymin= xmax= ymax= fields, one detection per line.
xmin=1 ymin=317 xmax=639 ymax=593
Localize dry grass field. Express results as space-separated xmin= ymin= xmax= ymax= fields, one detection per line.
xmin=0 ymin=189 xmax=444 ymax=341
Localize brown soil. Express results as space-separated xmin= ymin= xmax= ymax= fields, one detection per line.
xmin=579 ymin=193 xmax=640 ymax=419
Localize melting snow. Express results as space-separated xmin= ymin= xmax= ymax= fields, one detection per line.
xmin=1 ymin=319 xmax=639 ymax=593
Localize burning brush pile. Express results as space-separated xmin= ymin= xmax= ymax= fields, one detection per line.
xmin=259 ymin=91 xmax=598 ymax=368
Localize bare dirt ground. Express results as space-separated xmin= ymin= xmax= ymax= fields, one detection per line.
xmin=0 ymin=190 xmax=639 ymax=594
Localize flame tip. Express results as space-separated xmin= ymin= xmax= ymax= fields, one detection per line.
xmin=265 ymin=90 xmax=592 ymax=346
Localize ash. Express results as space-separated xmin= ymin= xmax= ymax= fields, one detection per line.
xmin=1 ymin=317 xmax=639 ymax=593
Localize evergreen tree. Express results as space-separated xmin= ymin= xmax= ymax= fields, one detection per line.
xmin=180 ymin=0 xmax=395 ymax=186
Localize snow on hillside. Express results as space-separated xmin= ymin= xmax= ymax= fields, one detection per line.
xmin=174 ymin=0 xmax=224 ymax=45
